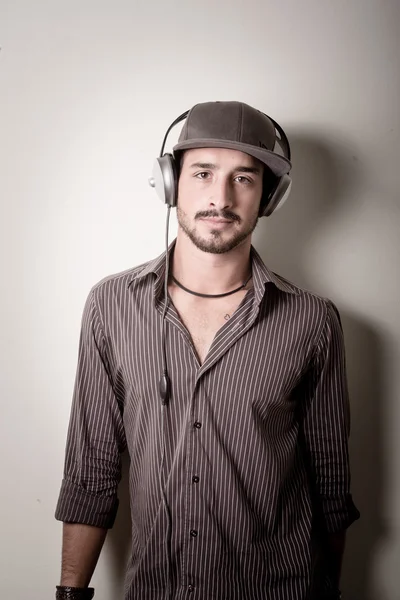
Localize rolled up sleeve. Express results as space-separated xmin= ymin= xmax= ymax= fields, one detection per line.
xmin=301 ymin=300 xmax=360 ymax=534
xmin=55 ymin=288 xmax=126 ymax=528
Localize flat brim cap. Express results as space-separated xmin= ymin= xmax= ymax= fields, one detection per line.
xmin=173 ymin=101 xmax=291 ymax=177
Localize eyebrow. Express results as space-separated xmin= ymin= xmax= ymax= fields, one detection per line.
xmin=189 ymin=162 xmax=262 ymax=174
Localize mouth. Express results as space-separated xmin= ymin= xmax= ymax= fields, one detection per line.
xmin=199 ymin=217 xmax=234 ymax=224
xmin=199 ymin=218 xmax=234 ymax=231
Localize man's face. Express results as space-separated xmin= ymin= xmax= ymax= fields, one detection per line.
xmin=176 ymin=148 xmax=264 ymax=254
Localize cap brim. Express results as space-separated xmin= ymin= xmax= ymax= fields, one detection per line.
xmin=173 ymin=138 xmax=291 ymax=177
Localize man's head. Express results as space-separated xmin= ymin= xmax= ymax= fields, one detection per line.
xmin=171 ymin=102 xmax=291 ymax=254
xmin=149 ymin=101 xmax=292 ymax=253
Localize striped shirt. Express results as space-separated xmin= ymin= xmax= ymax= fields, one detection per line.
xmin=55 ymin=243 xmax=359 ymax=600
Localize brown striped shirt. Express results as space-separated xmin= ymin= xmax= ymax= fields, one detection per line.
xmin=55 ymin=243 xmax=359 ymax=600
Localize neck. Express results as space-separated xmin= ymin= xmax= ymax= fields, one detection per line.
xmin=171 ymin=234 xmax=252 ymax=295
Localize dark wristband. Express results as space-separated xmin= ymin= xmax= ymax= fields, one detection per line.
xmin=55 ymin=586 xmax=95 ymax=599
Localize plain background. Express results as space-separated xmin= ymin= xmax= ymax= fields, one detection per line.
xmin=1 ymin=1 xmax=399 ymax=598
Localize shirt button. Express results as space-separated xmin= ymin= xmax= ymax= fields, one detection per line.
xmin=192 ymin=475 xmax=199 ymax=483
xmin=188 ymin=585 xmax=194 ymax=593
xmin=190 ymin=529 xmax=198 ymax=537
xmin=194 ymin=421 xmax=202 ymax=429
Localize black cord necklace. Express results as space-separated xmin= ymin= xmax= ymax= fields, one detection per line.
xmin=171 ymin=273 xmax=252 ymax=299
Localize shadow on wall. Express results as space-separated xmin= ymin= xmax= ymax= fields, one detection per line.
xmin=255 ymin=132 xmax=362 ymax=288
xmin=339 ymin=313 xmax=385 ymax=600
xmin=255 ymin=134 xmax=386 ymax=600
xmin=105 ymin=134 xmax=386 ymax=600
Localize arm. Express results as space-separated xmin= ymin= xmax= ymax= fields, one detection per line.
xmin=60 ymin=523 xmax=108 ymax=587
xmin=55 ymin=288 xmax=126 ymax=588
xmin=299 ymin=301 xmax=360 ymax=590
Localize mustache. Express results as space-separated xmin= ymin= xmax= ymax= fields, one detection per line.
xmin=195 ymin=210 xmax=241 ymax=223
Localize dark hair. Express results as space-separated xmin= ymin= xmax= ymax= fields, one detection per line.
xmin=176 ymin=150 xmax=185 ymax=173
xmin=260 ymin=166 xmax=277 ymax=211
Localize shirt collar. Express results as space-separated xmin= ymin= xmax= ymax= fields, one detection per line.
xmin=128 ymin=240 xmax=299 ymax=302
xmin=127 ymin=242 xmax=170 ymax=304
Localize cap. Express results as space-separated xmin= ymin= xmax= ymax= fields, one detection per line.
xmin=173 ymin=101 xmax=291 ymax=177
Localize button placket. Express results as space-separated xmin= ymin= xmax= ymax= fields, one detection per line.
xmin=185 ymin=384 xmax=204 ymax=590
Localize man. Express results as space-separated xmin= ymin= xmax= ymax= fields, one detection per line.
xmin=55 ymin=101 xmax=359 ymax=600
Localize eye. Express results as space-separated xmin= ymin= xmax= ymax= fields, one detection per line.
xmin=195 ymin=172 xmax=211 ymax=180
xmin=235 ymin=175 xmax=252 ymax=185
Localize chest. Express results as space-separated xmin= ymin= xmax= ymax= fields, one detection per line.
xmin=105 ymin=283 xmax=322 ymax=412
xmin=168 ymin=288 xmax=248 ymax=364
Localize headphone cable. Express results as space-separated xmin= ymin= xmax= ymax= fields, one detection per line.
xmin=159 ymin=205 xmax=172 ymax=599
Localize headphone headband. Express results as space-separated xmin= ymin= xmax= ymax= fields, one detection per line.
xmin=159 ymin=110 xmax=189 ymax=157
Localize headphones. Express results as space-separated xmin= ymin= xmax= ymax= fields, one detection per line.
xmin=149 ymin=110 xmax=292 ymax=217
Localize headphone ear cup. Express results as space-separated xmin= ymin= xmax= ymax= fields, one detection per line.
xmin=260 ymin=174 xmax=292 ymax=217
xmin=149 ymin=154 xmax=178 ymax=207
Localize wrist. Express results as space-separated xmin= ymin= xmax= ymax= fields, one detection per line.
xmin=55 ymin=586 xmax=95 ymax=599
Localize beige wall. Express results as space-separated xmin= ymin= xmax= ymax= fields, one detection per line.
xmin=1 ymin=1 xmax=399 ymax=598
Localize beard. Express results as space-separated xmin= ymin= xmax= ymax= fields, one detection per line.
xmin=176 ymin=207 xmax=259 ymax=254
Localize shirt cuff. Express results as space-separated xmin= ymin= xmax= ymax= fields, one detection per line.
xmin=55 ymin=479 xmax=119 ymax=529
xmin=320 ymin=493 xmax=360 ymax=534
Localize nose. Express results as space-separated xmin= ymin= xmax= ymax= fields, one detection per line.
xmin=208 ymin=177 xmax=233 ymax=210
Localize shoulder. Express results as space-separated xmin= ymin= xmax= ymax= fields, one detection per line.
xmin=87 ymin=257 xmax=155 ymax=306
xmin=252 ymin=247 xmax=339 ymax=324
xmin=274 ymin=271 xmax=337 ymax=308
xmin=268 ymin=271 xmax=342 ymax=334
